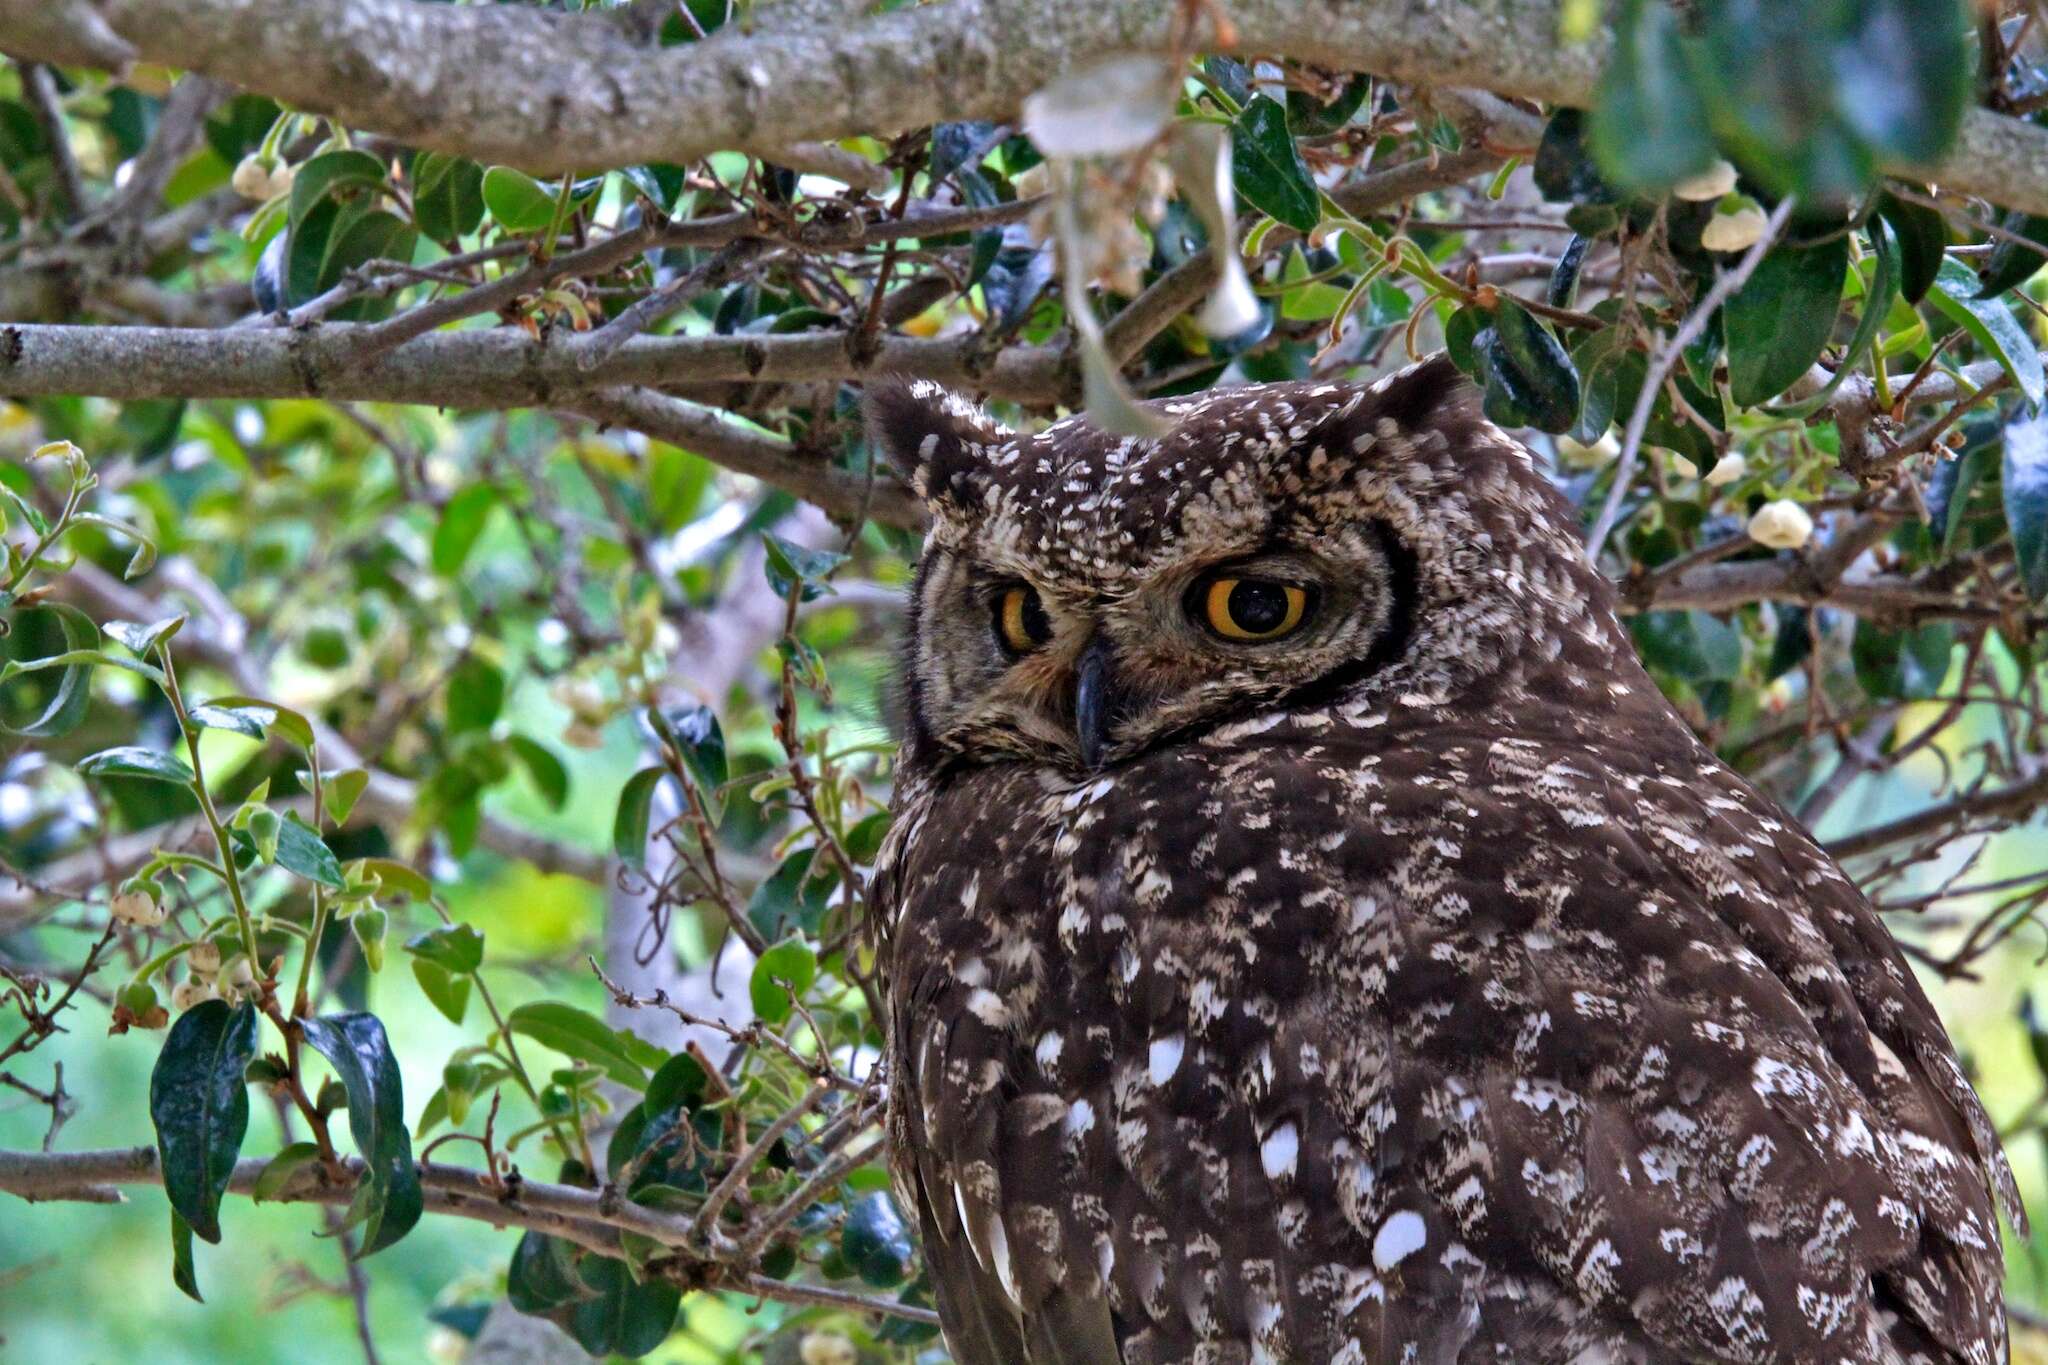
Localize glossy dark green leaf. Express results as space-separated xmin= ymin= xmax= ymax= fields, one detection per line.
xmin=1875 ymin=192 xmax=1947 ymax=305
xmin=300 ymin=1012 xmax=422 ymax=1254
xmin=250 ymin=1142 xmax=324 ymax=1203
xmin=1534 ymin=110 xmax=1617 ymax=209
xmin=761 ymin=531 xmax=846 ymax=601
xmin=1724 ymin=234 xmax=1849 ymax=406
xmin=1474 ymin=296 xmax=1581 ymax=434
xmin=654 ymin=703 xmax=727 ymax=820
xmin=1630 ymin=610 xmax=1743 ymax=684
xmin=1229 ymin=95 xmax=1320 ymax=233
xmin=187 ymin=701 xmax=270 ymax=741
xmin=1769 ymin=220 xmax=1898 ymax=419
xmin=170 ymin=1209 xmax=203 ymax=1302
xmin=613 ymin=766 xmax=664 ymax=872
xmin=750 ymin=936 xmax=818 ymax=1025
xmin=274 ymin=812 xmax=345 ymax=888
xmin=1853 ymin=619 xmax=1956 ymax=700
xmin=1443 ymin=304 xmax=1486 ymax=378
xmin=106 ymin=615 xmax=185 ymax=656
xmin=746 ymin=847 xmax=838 ymax=940
xmin=567 ymin=1254 xmax=680 ymax=1357
xmin=1925 ymin=440 xmax=1992 ymax=554
xmin=288 ymin=149 xmax=388 ymax=231
xmin=0 ymin=603 xmax=101 ymax=739
xmin=411 ymin=152 xmax=486 ymax=242
xmin=446 ymin=655 xmax=504 ymax=735
xmin=150 ymin=999 xmax=260 ymax=1243
xmin=841 ymin=1191 xmax=914 ymax=1287
xmin=77 ymin=744 xmax=195 ymax=784
xmin=1548 ymin=236 xmax=1592 ymax=310
xmin=1975 ymin=211 xmax=2048 ymax=300
xmin=2004 ymin=410 xmax=2048 ymax=604
xmin=1928 ymin=257 xmax=2047 ymax=407
xmin=204 ymin=693 xmax=316 ymax=748
xmin=1591 ymin=0 xmax=1716 ymax=191
xmin=507 ymin=1002 xmax=663 ymax=1088
xmin=432 ymin=484 xmax=501 ymax=577
xmin=507 ymin=1231 xmax=585 ymax=1313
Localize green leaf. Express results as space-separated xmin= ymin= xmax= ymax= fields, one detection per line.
xmin=1927 ymin=257 xmax=2047 ymax=407
xmin=1768 ymin=220 xmax=1898 ymax=419
xmin=106 ymin=616 xmax=186 ymax=655
xmin=761 ymin=531 xmax=846 ymax=601
xmin=566 ymin=1255 xmax=681 ymax=1357
xmin=840 ymin=1191 xmax=915 ymax=1287
xmin=447 ymin=655 xmax=505 ymax=735
xmin=1229 ymin=95 xmax=1320 ymax=233
xmin=750 ymin=936 xmax=818 ymax=1026
xmin=482 ymin=166 xmax=557 ymax=233
xmin=273 ymin=812 xmax=345 ymax=888
xmin=149 ymin=999 xmax=260 ymax=1243
xmin=1472 ymin=296 xmax=1581 ymax=433
xmin=198 ymin=693 xmax=316 ymax=748
xmin=2004 ymin=410 xmax=2048 ymax=604
xmin=1853 ymin=619 xmax=1956 ymax=700
xmin=746 ymin=847 xmax=837 ymax=940
xmin=251 ymin=1142 xmax=324 ymax=1202
xmin=655 ymin=703 xmax=727 ymax=818
xmin=507 ymin=736 xmax=569 ymax=810
xmin=507 ymin=1231 xmax=585 ymax=1313
xmin=299 ymin=1013 xmax=422 ymax=1255
xmin=844 ymin=810 xmax=892 ymax=863
xmin=1977 ymin=210 xmax=2048 ymax=301
xmin=411 ymin=152 xmax=486 ymax=242
xmin=0 ymin=603 xmax=101 ymax=739
xmin=406 ymin=921 xmax=485 ymax=975
xmin=325 ymin=768 xmax=370 ymax=825
xmin=411 ymin=959 xmax=472 ymax=1026
xmin=1287 ymin=73 xmax=1371 ymax=137
xmin=507 ymin=1002 xmax=664 ymax=1088
xmin=432 ymin=484 xmax=501 ymax=577
xmin=613 ymin=766 xmax=665 ymax=872
xmin=1590 ymin=0 xmax=1716 ymax=191
xmin=187 ymin=702 xmax=271 ymax=741
xmin=350 ymin=856 xmax=434 ymax=903
xmin=77 ymin=745 xmax=195 ymax=784
xmin=170 ymin=1208 xmax=203 ymax=1302
xmin=1724 ymin=234 xmax=1850 ymax=406
xmin=288 ymin=149 xmax=389 ymax=231
xmin=1875 ymin=192 xmax=1947 ymax=305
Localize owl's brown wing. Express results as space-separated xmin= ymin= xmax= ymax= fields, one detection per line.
xmin=886 ymin=940 xmax=1124 ymax=1364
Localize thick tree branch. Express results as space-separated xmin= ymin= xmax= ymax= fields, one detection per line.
xmin=6 ymin=0 xmax=2048 ymax=216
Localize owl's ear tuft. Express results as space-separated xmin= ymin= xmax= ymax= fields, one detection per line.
xmin=863 ymin=378 xmax=1012 ymax=510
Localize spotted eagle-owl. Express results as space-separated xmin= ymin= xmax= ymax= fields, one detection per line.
xmin=865 ymin=355 xmax=2022 ymax=1364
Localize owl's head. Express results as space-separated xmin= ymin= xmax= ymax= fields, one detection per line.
xmin=868 ymin=355 xmax=1620 ymax=775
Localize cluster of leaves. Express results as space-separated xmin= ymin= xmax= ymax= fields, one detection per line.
xmin=3 ymin=1 xmax=2048 ymax=1359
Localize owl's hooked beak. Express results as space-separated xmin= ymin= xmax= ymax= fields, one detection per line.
xmin=1073 ymin=635 xmax=1131 ymax=771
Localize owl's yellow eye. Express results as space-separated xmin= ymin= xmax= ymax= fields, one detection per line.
xmin=1197 ymin=576 xmax=1310 ymax=642
xmin=994 ymin=584 xmax=1052 ymax=656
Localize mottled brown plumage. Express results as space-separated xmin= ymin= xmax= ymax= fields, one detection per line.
xmin=868 ymin=357 xmax=2022 ymax=1364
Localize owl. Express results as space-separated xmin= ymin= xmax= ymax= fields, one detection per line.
xmin=865 ymin=356 xmax=2022 ymax=1365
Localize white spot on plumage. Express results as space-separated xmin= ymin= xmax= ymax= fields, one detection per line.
xmin=1260 ymin=1122 xmax=1299 ymax=1180
xmin=1148 ymin=1033 xmax=1185 ymax=1086
xmin=1372 ymin=1209 xmax=1426 ymax=1271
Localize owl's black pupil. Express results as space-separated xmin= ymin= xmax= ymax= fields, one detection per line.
xmin=1018 ymin=589 xmax=1050 ymax=642
xmin=1229 ymin=580 xmax=1289 ymax=633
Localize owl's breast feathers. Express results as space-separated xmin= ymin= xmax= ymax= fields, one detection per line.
xmin=879 ymin=711 xmax=2020 ymax=1364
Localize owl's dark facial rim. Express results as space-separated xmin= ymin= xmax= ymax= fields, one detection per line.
xmin=904 ymin=520 xmax=1416 ymax=774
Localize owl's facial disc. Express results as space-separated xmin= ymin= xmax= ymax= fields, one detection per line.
xmin=906 ymin=525 xmax=1409 ymax=773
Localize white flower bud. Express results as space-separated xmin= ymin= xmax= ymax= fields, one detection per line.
xmin=1668 ymin=454 xmax=1700 ymax=480
xmin=110 ymin=884 xmax=163 ymax=928
xmin=172 ymin=979 xmax=217 ymax=1012
xmin=1702 ymin=206 xmax=1769 ymax=254
xmin=232 ymin=154 xmax=275 ymax=201
xmin=799 ymin=1332 xmax=858 ymax=1365
xmin=1748 ymin=499 xmax=1814 ymax=550
xmin=267 ymin=162 xmax=296 ymax=197
xmin=187 ymin=940 xmax=222 ymax=977
xmin=1555 ymin=432 xmax=1619 ymax=470
xmin=1673 ymin=159 xmax=1739 ymax=202
xmin=1198 ymin=257 xmax=1264 ymax=339
xmin=1705 ymin=453 xmax=1748 ymax=486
